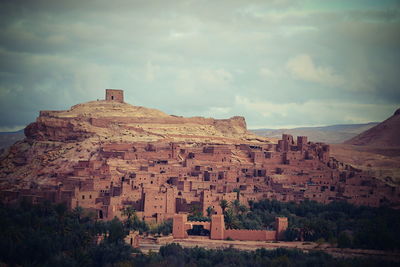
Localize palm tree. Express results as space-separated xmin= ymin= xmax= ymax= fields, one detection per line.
xmin=219 ymin=199 xmax=228 ymax=213
xmin=233 ymin=188 xmax=240 ymax=200
xmin=232 ymin=199 xmax=240 ymax=215
xmin=206 ymin=206 xmax=215 ymax=217
xmin=224 ymin=209 xmax=239 ymax=229
xmin=72 ymin=206 xmax=84 ymax=223
xmin=121 ymin=206 xmax=138 ymax=229
xmin=238 ymin=204 xmax=248 ymax=215
xmin=189 ymin=203 xmax=203 ymax=218
xmin=121 ymin=206 xmax=136 ymax=220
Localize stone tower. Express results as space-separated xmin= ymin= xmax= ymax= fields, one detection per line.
xmin=210 ymin=214 xmax=225 ymax=240
xmin=105 ymin=89 xmax=124 ymax=103
xmin=172 ymin=213 xmax=188 ymax=239
xmin=297 ymin=136 xmax=308 ymax=151
xmin=275 ymin=217 xmax=288 ymax=240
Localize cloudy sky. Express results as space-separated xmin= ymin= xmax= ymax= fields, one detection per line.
xmin=1 ymin=0 xmax=400 ymax=131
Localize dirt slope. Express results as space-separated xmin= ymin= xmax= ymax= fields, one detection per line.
xmin=345 ymin=109 xmax=400 ymax=147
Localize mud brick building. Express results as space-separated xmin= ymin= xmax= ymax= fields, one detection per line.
xmin=3 ymin=132 xmax=398 ymax=222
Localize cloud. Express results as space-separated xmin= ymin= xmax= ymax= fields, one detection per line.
xmin=145 ymin=61 xmax=160 ymax=82
xmin=0 ymin=0 xmax=399 ymax=131
xmin=259 ymin=67 xmax=274 ymax=77
xmin=201 ymin=106 xmax=232 ymax=119
xmin=235 ymin=95 xmax=398 ymax=128
xmin=286 ymin=54 xmax=344 ymax=86
xmin=200 ymin=69 xmax=233 ymax=84
xmin=0 ymin=125 xmax=25 ymax=132
xmin=174 ymin=68 xmax=233 ymax=95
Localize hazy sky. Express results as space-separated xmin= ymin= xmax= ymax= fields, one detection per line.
xmin=1 ymin=0 xmax=400 ymax=131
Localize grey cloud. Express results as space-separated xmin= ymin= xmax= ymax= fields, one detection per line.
xmin=0 ymin=0 xmax=399 ymax=130
xmin=348 ymin=9 xmax=400 ymax=22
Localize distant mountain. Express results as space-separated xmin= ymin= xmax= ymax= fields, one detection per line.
xmin=345 ymin=108 xmax=400 ymax=147
xmin=0 ymin=129 xmax=25 ymax=150
xmin=250 ymin=122 xmax=378 ymax=144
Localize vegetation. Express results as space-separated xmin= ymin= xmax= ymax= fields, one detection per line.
xmin=0 ymin=200 xmax=399 ymax=266
xmin=206 ymin=205 xmax=215 ymax=217
xmin=121 ymin=206 xmax=173 ymax=236
xmin=148 ymin=219 xmax=173 ymax=236
xmin=112 ymin=243 xmax=397 ymax=267
xmin=219 ymin=199 xmax=228 ymax=213
xmin=0 ymin=201 xmax=134 ymax=266
xmin=221 ymin=199 xmax=400 ymax=250
xmin=188 ymin=203 xmax=211 ymax=222
xmin=122 ymin=206 xmax=149 ymax=233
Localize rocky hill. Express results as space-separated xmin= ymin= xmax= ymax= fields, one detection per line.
xmin=0 ymin=94 xmax=268 ymax=190
xmin=345 ymin=108 xmax=400 ymax=147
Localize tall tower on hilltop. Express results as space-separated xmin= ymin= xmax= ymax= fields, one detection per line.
xmin=105 ymin=89 xmax=124 ymax=103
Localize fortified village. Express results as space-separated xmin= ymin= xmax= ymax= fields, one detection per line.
xmin=0 ymin=90 xmax=399 ymax=243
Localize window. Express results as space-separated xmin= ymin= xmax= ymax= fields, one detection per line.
xmin=82 ymin=195 xmax=85 ymax=200
xmin=111 ymin=96 xmax=114 ymax=100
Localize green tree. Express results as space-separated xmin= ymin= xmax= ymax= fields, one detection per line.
xmin=232 ymin=199 xmax=241 ymax=215
xmin=238 ymin=204 xmax=248 ymax=215
xmin=219 ymin=199 xmax=228 ymax=213
xmin=233 ymin=188 xmax=240 ymax=200
xmin=189 ymin=203 xmax=203 ymax=217
xmin=121 ymin=206 xmax=136 ymax=220
xmin=121 ymin=206 xmax=149 ymax=233
xmin=284 ymin=228 xmax=300 ymax=241
xmin=338 ymin=232 xmax=352 ymax=248
xmin=89 ymin=241 xmax=133 ymax=266
xmin=224 ymin=208 xmax=240 ymax=229
xmin=149 ymin=219 xmax=173 ymax=236
xmin=106 ymin=217 xmax=128 ymax=244
xmin=206 ymin=206 xmax=215 ymax=217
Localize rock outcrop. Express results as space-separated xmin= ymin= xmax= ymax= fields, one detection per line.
xmin=24 ymin=100 xmax=263 ymax=144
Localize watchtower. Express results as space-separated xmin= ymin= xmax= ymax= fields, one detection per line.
xmin=172 ymin=214 xmax=188 ymax=239
xmin=105 ymin=89 xmax=124 ymax=103
xmin=297 ymin=136 xmax=308 ymax=151
xmin=210 ymin=214 xmax=225 ymax=240
xmin=275 ymin=217 xmax=288 ymax=240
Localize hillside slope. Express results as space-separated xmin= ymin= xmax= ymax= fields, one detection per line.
xmin=345 ymin=109 xmax=400 ymax=147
